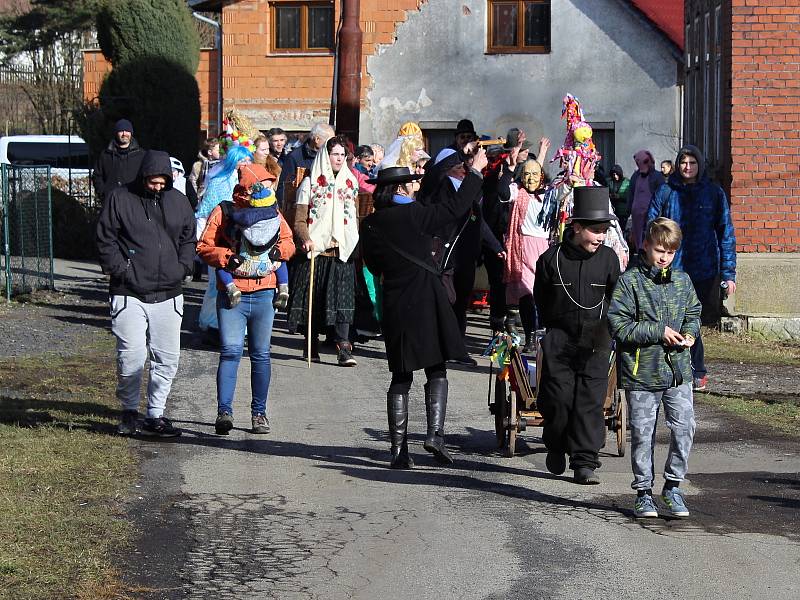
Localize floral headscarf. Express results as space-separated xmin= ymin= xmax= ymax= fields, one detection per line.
xmin=302 ymin=142 xmax=359 ymax=262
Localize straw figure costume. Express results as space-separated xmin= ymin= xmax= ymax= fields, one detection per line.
xmin=287 ymin=136 xmax=360 ymax=366
xmin=361 ymin=157 xmax=487 ymax=469
xmin=533 ymin=186 xmax=621 ymax=485
xmin=540 ymin=94 xmax=629 ymax=270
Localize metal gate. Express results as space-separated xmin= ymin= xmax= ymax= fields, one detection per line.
xmin=1 ymin=164 xmax=54 ymax=300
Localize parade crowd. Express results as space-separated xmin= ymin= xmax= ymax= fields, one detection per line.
xmin=94 ymin=93 xmax=737 ymax=519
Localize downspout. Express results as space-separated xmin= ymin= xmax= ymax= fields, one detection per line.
xmin=335 ymin=0 xmax=363 ymax=144
xmin=329 ymin=9 xmax=344 ymax=128
xmin=192 ymin=12 xmax=223 ymax=134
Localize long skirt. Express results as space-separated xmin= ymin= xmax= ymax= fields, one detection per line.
xmin=505 ymin=234 xmax=550 ymax=304
xmin=287 ymin=255 xmax=355 ymax=331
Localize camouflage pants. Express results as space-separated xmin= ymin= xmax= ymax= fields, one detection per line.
xmin=627 ymin=383 xmax=695 ymax=490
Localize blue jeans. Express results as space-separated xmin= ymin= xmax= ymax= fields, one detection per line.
xmin=216 ymin=288 xmax=275 ymax=416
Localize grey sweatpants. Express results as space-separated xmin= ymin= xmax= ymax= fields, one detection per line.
xmin=111 ymin=295 xmax=183 ymax=418
xmin=627 ymin=382 xmax=695 ymax=490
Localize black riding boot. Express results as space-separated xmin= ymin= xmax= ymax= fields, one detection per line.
xmin=387 ymin=393 xmax=414 ymax=469
xmin=423 ymin=378 xmax=454 ymax=465
xmin=505 ymin=307 xmax=522 ymax=336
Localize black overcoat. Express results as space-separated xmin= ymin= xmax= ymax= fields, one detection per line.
xmin=360 ymin=172 xmax=483 ymax=373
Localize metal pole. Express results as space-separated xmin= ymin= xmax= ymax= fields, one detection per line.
xmin=335 ymin=0 xmax=363 ymax=144
xmin=2 ymin=164 xmax=11 ymax=300
xmin=46 ymin=167 xmax=54 ymax=290
xmin=192 ymin=12 xmax=223 ymax=134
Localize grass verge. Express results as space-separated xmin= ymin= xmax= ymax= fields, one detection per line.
xmin=700 ymin=392 xmax=800 ymax=437
xmin=703 ymin=327 xmax=800 ymax=366
xmin=0 ymin=333 xmax=137 ymax=600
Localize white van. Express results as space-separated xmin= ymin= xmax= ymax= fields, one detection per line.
xmin=0 ymin=135 xmax=94 ymax=201
xmin=0 ymin=135 xmax=91 ymax=174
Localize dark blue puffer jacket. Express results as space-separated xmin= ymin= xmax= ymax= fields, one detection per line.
xmin=646 ymin=145 xmax=736 ymax=282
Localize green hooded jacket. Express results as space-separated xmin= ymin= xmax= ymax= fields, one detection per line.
xmin=608 ymin=257 xmax=701 ymax=391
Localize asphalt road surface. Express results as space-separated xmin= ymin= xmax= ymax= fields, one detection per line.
xmin=52 ymin=269 xmax=790 ymax=600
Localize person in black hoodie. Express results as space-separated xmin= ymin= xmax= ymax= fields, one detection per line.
xmin=96 ymin=150 xmax=196 ymax=438
xmin=533 ymin=186 xmax=620 ymax=484
xmin=92 ymin=118 xmax=146 ymax=204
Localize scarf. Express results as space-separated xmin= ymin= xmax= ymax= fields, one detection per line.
xmin=304 ymin=144 xmax=360 ymax=262
xmin=504 ymin=183 xmax=530 ymax=284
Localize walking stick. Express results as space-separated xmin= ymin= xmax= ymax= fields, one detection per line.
xmin=306 ymin=251 xmax=315 ymax=368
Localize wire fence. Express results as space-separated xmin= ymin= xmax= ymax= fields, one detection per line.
xmin=1 ymin=164 xmax=54 ymax=300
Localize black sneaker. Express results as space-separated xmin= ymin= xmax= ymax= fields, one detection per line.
xmin=140 ymin=416 xmax=181 ymax=438
xmin=251 ymin=414 xmax=270 ymax=434
xmin=117 ymin=410 xmax=139 ymax=436
xmin=337 ymin=342 xmax=357 ymax=367
xmin=215 ymin=412 xmax=234 ymax=435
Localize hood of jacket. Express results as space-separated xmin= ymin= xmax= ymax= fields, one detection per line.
xmin=138 ymin=150 xmax=174 ymax=191
xmin=667 ymin=143 xmax=709 ymax=193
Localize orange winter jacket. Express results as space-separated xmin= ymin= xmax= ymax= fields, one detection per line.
xmin=197 ymin=204 xmax=295 ymax=293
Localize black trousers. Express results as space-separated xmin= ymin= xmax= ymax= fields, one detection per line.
xmin=537 ymin=328 xmax=610 ymax=471
xmin=689 ymin=276 xmax=720 ymax=379
xmin=483 ymin=251 xmax=506 ymax=331
xmin=451 ymin=263 xmax=476 ymax=336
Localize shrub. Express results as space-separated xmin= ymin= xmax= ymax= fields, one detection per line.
xmin=96 ymin=0 xmax=200 ymax=74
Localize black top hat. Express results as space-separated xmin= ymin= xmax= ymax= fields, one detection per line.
xmin=455 ymin=119 xmax=476 ymax=136
xmin=571 ymin=186 xmax=617 ymax=222
xmin=366 ymin=166 xmax=423 ymax=185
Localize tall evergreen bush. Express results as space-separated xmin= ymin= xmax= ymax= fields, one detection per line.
xmin=96 ymin=0 xmax=200 ymax=73
xmin=80 ymin=0 xmax=201 ymax=174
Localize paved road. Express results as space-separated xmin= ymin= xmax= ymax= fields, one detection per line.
xmin=50 ymin=264 xmax=800 ymax=599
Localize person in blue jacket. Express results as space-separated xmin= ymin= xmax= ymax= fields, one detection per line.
xmin=647 ymin=145 xmax=736 ymax=392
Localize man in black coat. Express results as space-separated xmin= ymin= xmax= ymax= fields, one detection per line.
xmin=420 ymin=148 xmax=503 ymax=367
xmin=361 ymin=152 xmax=488 ymax=469
xmin=533 ymin=186 xmax=620 ymax=484
xmin=92 ymin=118 xmax=146 ymax=204
xmin=96 ymin=150 xmax=196 ymax=438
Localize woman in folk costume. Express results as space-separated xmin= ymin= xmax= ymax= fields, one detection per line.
xmin=502 ymin=148 xmax=552 ymax=353
xmin=287 ymin=135 xmax=360 ymax=367
xmin=539 ymin=94 xmax=629 ymax=270
xmin=360 ymin=151 xmax=489 ymax=469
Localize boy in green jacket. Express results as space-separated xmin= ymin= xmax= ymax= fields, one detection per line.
xmin=608 ymin=218 xmax=701 ymax=518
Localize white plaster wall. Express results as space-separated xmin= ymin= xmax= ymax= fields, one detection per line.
xmin=363 ymin=0 xmax=681 ymax=175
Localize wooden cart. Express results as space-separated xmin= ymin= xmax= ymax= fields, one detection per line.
xmin=489 ymin=337 xmax=627 ymax=458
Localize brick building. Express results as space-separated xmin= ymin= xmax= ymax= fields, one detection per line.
xmin=685 ymin=1 xmax=800 ymax=332
xmin=174 ymin=0 xmax=684 ymax=173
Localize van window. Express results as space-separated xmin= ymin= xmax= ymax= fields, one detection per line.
xmin=7 ymin=141 xmax=90 ymax=169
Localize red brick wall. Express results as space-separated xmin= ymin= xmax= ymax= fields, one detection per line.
xmin=730 ymin=0 xmax=800 ymax=253
xmin=83 ymin=49 xmax=220 ymax=136
xmin=219 ymin=0 xmax=421 ymax=129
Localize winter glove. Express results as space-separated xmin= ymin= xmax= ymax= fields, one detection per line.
xmin=268 ymin=246 xmax=282 ymax=261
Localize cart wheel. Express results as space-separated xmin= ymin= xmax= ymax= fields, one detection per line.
xmin=504 ymin=390 xmax=518 ymax=458
xmin=616 ymin=389 xmax=627 ymax=457
xmin=494 ymin=379 xmax=507 ymax=448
